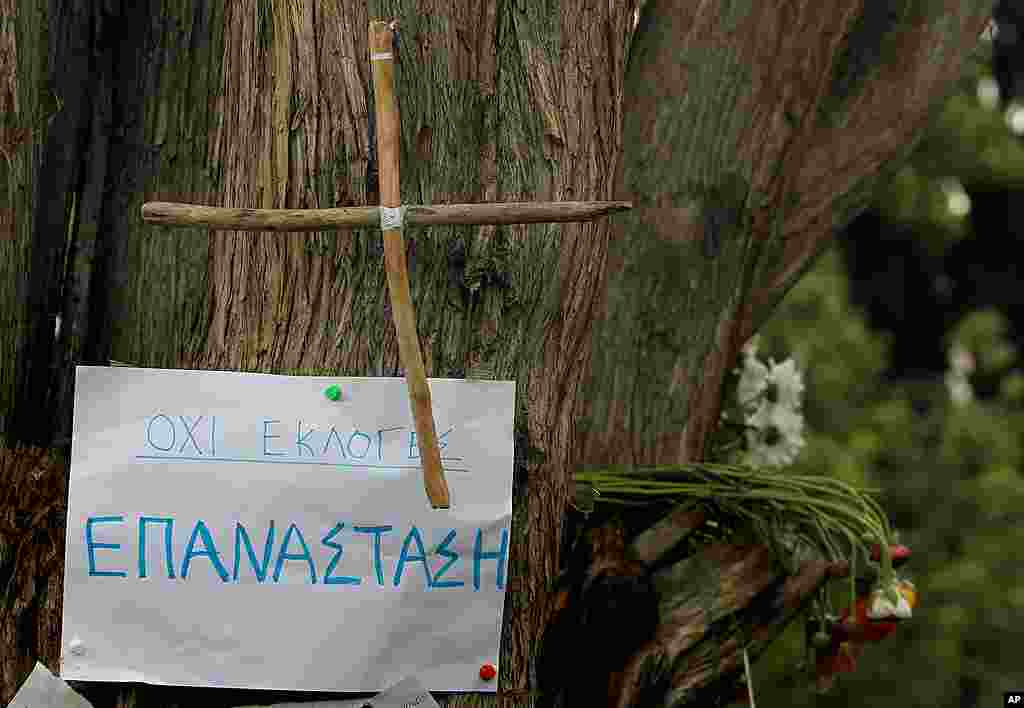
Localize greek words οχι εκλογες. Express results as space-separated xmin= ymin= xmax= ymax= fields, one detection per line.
xmin=140 ymin=414 xmax=461 ymax=464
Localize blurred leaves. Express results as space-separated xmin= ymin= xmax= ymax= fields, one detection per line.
xmin=949 ymin=308 xmax=1018 ymax=374
xmin=875 ymin=54 xmax=1024 ymax=259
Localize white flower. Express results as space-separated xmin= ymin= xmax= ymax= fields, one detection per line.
xmin=734 ymin=342 xmax=807 ymax=468
xmin=744 ymin=404 xmax=805 ymax=468
xmin=737 ymin=351 xmax=769 ymax=408
xmin=868 ymin=579 xmax=915 ymax=620
xmin=765 ymin=357 xmax=805 ymax=410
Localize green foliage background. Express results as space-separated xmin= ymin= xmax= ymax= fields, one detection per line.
xmin=752 ymin=45 xmax=1024 ymax=708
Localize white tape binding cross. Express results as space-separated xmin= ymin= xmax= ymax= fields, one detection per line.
xmin=380 ymin=206 xmax=404 ymax=230
xmin=371 ymin=52 xmax=393 ymax=61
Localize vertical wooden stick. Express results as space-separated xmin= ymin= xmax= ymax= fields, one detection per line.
xmin=369 ymin=20 xmax=450 ymax=509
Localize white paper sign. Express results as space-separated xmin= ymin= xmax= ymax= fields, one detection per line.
xmin=61 ymin=367 xmax=514 ymax=693
xmin=9 ymin=661 xmax=94 ymax=708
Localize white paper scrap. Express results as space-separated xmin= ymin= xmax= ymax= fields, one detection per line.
xmin=9 ymin=661 xmax=94 ymax=708
xmin=237 ymin=674 xmax=440 ymax=708
xmin=61 ymin=367 xmax=514 ymax=692
xmin=363 ymin=675 xmax=441 ymax=708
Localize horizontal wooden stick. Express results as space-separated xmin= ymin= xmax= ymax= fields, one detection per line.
xmin=405 ymin=201 xmax=632 ymax=225
xmin=141 ymin=200 xmax=632 ymax=231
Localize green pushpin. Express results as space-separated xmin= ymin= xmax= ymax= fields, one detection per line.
xmin=324 ymin=384 xmax=342 ymax=401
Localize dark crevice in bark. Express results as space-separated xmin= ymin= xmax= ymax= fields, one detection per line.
xmin=824 ymin=1 xmax=896 ymax=111
xmin=9 ymin=0 xmax=151 ymax=448
xmin=9 ymin=0 xmax=91 ymax=448
xmin=84 ymin=0 xmax=153 ymax=371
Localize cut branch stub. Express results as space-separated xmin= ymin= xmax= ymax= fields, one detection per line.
xmin=538 ymin=511 xmax=852 ymax=708
xmin=630 ymin=504 xmax=706 ymax=568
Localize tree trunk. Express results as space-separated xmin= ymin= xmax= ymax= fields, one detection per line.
xmin=0 ymin=1 xmax=990 ymax=707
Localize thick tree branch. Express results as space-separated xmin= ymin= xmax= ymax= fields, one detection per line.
xmin=537 ymin=510 xmax=851 ymax=708
xmin=583 ymin=0 xmax=992 ymax=470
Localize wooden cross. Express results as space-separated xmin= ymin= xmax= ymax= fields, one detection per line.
xmin=141 ymin=20 xmax=631 ymax=509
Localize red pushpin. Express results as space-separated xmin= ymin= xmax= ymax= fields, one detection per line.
xmin=479 ymin=663 xmax=496 ymax=681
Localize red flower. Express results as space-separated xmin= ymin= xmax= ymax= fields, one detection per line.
xmin=815 ymin=636 xmax=858 ymax=693
xmin=815 ymin=590 xmax=909 ymax=692
xmin=836 ymin=598 xmax=899 ymax=643
xmin=479 ymin=663 xmax=496 ymax=681
xmin=870 ymin=544 xmax=912 ymax=568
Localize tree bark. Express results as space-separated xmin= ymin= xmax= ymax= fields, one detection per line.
xmin=0 ymin=1 xmax=991 ymax=707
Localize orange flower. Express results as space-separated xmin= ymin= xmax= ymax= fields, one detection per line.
xmin=898 ymin=579 xmax=918 ymax=609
